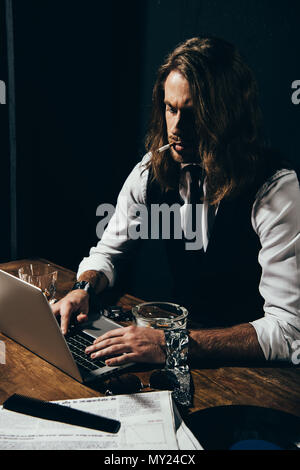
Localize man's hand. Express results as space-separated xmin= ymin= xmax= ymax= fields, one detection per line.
xmin=51 ymin=270 xmax=108 ymax=335
xmin=51 ymin=290 xmax=90 ymax=335
xmin=85 ymin=325 xmax=166 ymax=366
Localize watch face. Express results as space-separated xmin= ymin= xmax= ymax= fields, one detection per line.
xmin=73 ymin=281 xmax=89 ymax=290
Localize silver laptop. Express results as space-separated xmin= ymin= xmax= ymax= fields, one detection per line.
xmin=0 ymin=269 xmax=133 ymax=383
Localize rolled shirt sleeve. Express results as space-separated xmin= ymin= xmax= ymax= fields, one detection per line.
xmin=250 ymin=169 xmax=300 ymax=362
xmin=77 ymin=154 xmax=150 ymax=286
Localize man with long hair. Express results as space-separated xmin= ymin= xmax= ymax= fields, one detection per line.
xmin=53 ymin=37 xmax=300 ymax=365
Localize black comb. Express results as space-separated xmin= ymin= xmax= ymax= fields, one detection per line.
xmin=3 ymin=393 xmax=121 ymax=434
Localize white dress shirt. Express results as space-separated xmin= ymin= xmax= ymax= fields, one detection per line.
xmin=78 ymin=153 xmax=300 ymax=362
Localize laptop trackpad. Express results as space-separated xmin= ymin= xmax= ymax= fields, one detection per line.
xmin=82 ymin=313 xmax=124 ymax=340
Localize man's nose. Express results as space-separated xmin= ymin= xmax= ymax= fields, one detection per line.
xmin=172 ymin=111 xmax=184 ymax=135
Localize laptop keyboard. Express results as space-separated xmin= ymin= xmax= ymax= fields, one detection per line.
xmin=66 ymin=331 xmax=106 ymax=372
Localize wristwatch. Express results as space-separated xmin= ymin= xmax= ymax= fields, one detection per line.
xmin=71 ymin=281 xmax=99 ymax=310
xmin=72 ymin=280 xmax=93 ymax=294
xmin=164 ymin=329 xmax=189 ymax=369
xmin=163 ymin=329 xmax=192 ymax=407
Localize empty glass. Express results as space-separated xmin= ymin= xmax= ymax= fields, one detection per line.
xmin=132 ymin=302 xmax=188 ymax=330
xmin=18 ymin=263 xmax=58 ymax=303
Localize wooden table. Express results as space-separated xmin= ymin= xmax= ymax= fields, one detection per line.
xmin=0 ymin=258 xmax=299 ymax=421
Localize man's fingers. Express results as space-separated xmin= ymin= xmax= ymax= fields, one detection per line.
xmin=77 ymin=312 xmax=88 ymax=323
xmin=85 ymin=326 xmax=165 ymax=364
xmin=49 ymin=290 xmax=90 ymax=335
xmin=51 ymin=301 xmax=60 ymax=316
xmin=105 ymin=353 xmax=136 ymax=367
xmin=60 ymin=301 xmax=74 ymax=335
xmin=86 ymin=337 xmax=126 ymax=354
xmin=93 ymin=326 xmax=132 ymax=344
xmin=90 ymin=344 xmax=130 ymax=359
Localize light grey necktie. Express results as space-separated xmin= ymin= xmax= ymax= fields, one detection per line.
xmin=179 ymin=164 xmax=204 ymax=249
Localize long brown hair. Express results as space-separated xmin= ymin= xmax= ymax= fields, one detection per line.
xmin=145 ymin=37 xmax=265 ymax=204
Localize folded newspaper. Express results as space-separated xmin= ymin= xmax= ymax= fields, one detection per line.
xmin=0 ymin=390 xmax=203 ymax=450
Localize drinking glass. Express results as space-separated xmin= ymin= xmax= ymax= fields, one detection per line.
xmin=132 ymin=302 xmax=191 ymax=406
xmin=18 ymin=263 xmax=58 ymax=303
xmin=132 ymin=302 xmax=188 ymax=330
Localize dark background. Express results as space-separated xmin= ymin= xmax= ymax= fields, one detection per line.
xmin=1 ymin=0 xmax=300 ymax=299
xmin=0 ymin=0 xmax=9 ymax=262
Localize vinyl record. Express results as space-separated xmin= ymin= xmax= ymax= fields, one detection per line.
xmin=186 ymin=405 xmax=300 ymax=450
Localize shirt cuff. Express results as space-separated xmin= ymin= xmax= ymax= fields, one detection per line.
xmin=77 ymin=255 xmax=116 ymax=287
xmin=250 ymin=316 xmax=300 ymax=362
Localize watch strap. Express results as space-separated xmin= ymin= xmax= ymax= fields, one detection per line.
xmin=72 ymin=281 xmax=92 ymax=293
xmin=163 ymin=329 xmax=192 ymax=407
xmin=164 ymin=329 xmax=189 ymax=369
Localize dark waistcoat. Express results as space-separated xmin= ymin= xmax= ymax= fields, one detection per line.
xmin=146 ymin=170 xmax=264 ymax=327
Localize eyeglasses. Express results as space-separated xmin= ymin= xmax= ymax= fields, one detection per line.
xmin=100 ymin=369 xmax=180 ymax=396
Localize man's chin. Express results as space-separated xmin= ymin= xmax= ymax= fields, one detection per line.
xmin=170 ymin=147 xmax=197 ymax=163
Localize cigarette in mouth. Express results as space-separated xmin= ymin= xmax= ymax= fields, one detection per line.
xmin=157 ymin=143 xmax=171 ymax=153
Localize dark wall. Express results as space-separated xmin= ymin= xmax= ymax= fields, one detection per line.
xmin=9 ymin=0 xmax=144 ymax=270
xmin=1 ymin=0 xmax=300 ymax=299
xmin=0 ymin=0 xmax=10 ymax=262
